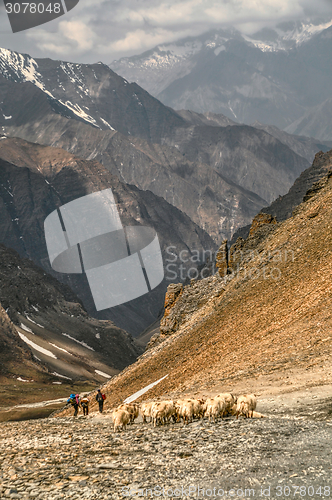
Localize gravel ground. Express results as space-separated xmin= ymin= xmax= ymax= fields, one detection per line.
xmin=1 ymin=391 xmax=332 ymax=500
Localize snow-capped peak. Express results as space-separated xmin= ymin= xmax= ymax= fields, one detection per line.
xmin=244 ymin=19 xmax=332 ymax=52
xmin=0 ymin=48 xmax=50 ymax=94
xmin=0 ymin=47 xmax=111 ymax=130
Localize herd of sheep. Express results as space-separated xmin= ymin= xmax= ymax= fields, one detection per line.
xmin=112 ymin=393 xmax=263 ymax=432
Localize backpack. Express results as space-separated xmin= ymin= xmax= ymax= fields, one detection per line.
xmin=102 ymin=393 xmax=106 ymax=400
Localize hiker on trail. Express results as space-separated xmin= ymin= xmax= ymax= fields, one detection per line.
xmin=80 ymin=395 xmax=90 ymax=416
xmin=67 ymin=393 xmax=80 ymax=417
xmin=96 ymin=389 xmax=106 ymax=413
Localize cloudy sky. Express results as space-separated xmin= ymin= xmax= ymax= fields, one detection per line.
xmin=0 ymin=0 xmax=332 ymax=63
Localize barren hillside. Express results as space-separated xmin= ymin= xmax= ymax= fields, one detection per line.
xmin=75 ymin=166 xmax=332 ymax=413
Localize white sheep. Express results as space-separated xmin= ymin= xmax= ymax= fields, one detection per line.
xmin=175 ymin=400 xmax=194 ymax=424
xmin=236 ymin=394 xmax=257 ymax=418
xmin=204 ymin=398 xmax=221 ymax=423
xmin=213 ymin=396 xmax=227 ymax=418
xmin=117 ymin=403 xmax=139 ymax=423
xmin=215 ymin=393 xmax=237 ymax=415
xmin=140 ymin=402 xmax=154 ymax=423
xmin=151 ymin=401 xmax=171 ymax=427
xmin=113 ymin=409 xmax=130 ymax=432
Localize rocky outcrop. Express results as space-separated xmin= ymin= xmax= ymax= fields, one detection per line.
xmin=215 ymin=240 xmax=228 ymax=278
xmin=248 ymin=213 xmax=277 ymax=237
xmin=216 ymin=214 xmax=277 ymax=278
xmin=147 ymin=276 xmax=226 ymax=349
xmin=150 ymin=210 xmax=280 ymax=348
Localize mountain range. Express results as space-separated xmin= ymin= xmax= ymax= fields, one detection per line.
xmin=0 ymin=35 xmax=331 ymax=405
xmin=0 ymin=47 xmax=328 ymax=245
xmin=0 ymin=45 xmax=330 ymax=344
xmin=110 ymin=20 xmax=332 ymax=141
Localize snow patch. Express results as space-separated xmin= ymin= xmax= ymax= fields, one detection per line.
xmin=49 ymin=343 xmax=72 ymax=355
xmin=17 ymin=332 xmax=57 ymax=359
xmin=100 ymin=117 xmax=115 ymax=130
xmin=12 ymin=397 xmax=67 ymax=409
xmin=245 ymin=20 xmax=332 ymax=52
xmin=52 ymin=371 xmax=72 ymax=380
xmin=124 ymin=375 xmax=169 ymax=404
xmin=20 ymin=323 xmax=33 ymax=334
xmin=26 ymin=316 xmax=44 ymax=328
xmin=58 ymin=99 xmax=99 ymax=127
xmin=95 ymin=369 xmax=112 ymax=378
xmin=214 ymin=46 xmax=226 ymax=56
xmin=62 ymin=332 xmax=95 ymax=351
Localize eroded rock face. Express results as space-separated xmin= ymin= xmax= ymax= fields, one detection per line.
xmin=162 ymin=283 xmax=184 ymax=327
xmin=248 ymin=213 xmax=277 ymax=237
xmin=0 ymin=303 xmax=31 ymax=368
xmin=215 ymin=240 xmax=228 ymax=278
xmin=148 ymin=276 xmax=226 ymax=349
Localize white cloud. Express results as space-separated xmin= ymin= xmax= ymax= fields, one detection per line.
xmin=106 ymin=28 xmax=191 ymax=53
xmin=27 ymin=20 xmax=97 ymax=56
xmin=0 ymin=0 xmax=332 ymax=62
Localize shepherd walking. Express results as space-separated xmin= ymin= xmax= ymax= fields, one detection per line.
xmin=96 ymin=389 xmax=106 ymax=413
xmin=67 ymin=393 xmax=80 ymax=417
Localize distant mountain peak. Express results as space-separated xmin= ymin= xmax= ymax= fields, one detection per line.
xmin=0 ymin=47 xmax=108 ymax=130
xmin=245 ymin=19 xmax=332 ymax=52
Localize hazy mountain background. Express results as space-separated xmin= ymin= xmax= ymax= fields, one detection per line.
xmin=0 ymin=47 xmax=328 ymax=247
xmin=0 ymin=43 xmax=330 ymax=342
xmin=110 ymin=20 xmax=332 ymax=141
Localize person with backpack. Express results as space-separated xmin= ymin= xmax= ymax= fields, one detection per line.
xmin=80 ymin=395 xmax=90 ymax=416
xmin=67 ymin=393 xmax=80 ymax=417
xmin=96 ymin=389 xmax=106 ymax=413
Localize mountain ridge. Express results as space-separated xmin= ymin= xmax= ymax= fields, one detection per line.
xmin=109 ymin=22 xmax=332 ymax=140
xmin=0 ymin=52 xmax=314 ymax=242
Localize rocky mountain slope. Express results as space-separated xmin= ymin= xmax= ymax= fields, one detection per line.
xmin=0 ymin=48 xmax=185 ymax=143
xmin=162 ymin=123 xmax=309 ymax=204
xmin=79 ymin=163 xmax=332 ymax=408
xmin=0 ymin=136 xmax=216 ymax=335
xmin=231 ymin=149 xmax=332 ymax=244
xmin=110 ymin=21 xmax=332 ymax=140
xmin=0 ymin=243 xmax=138 ymax=387
xmin=0 ymin=303 xmax=43 ymax=383
xmin=0 ymin=47 xmax=322 ymax=242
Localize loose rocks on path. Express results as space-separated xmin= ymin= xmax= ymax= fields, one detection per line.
xmin=1 ymin=409 xmax=332 ymax=500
